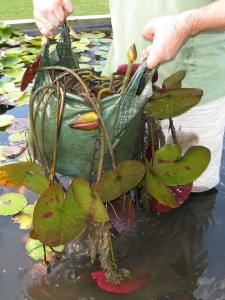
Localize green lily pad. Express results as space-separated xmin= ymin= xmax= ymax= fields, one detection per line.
xmin=0 ymin=114 xmax=15 ymax=128
xmin=0 ymin=24 xmax=12 ymax=40
xmin=0 ymin=162 xmax=48 ymax=194
xmin=94 ymin=51 xmax=109 ymax=59
xmin=162 ymin=70 xmax=186 ymax=89
xmin=154 ymin=144 xmax=211 ymax=186
xmin=71 ymin=177 xmax=109 ymax=223
xmin=4 ymin=68 xmax=25 ymax=83
xmin=0 ymin=81 xmax=15 ymax=93
xmin=145 ymin=160 xmax=177 ymax=208
xmin=12 ymin=205 xmax=34 ymax=229
xmin=0 ymin=146 xmax=7 ymax=161
xmin=2 ymin=56 xmax=22 ymax=68
xmin=32 ymin=183 xmax=87 ymax=247
xmin=25 ymin=238 xmax=64 ymax=261
xmin=78 ymin=56 xmax=91 ymax=63
xmin=97 ymin=160 xmax=146 ymax=202
xmin=0 ymin=193 xmax=27 ymax=215
xmin=8 ymin=131 xmax=27 ymax=142
xmin=144 ymin=88 xmax=203 ymax=119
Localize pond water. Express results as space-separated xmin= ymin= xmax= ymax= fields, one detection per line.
xmin=0 ymin=102 xmax=225 ymax=299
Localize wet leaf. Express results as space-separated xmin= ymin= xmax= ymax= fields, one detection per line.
xmin=0 ymin=162 xmax=48 ymax=194
xmin=32 ymin=183 xmax=87 ymax=247
xmin=154 ymin=144 xmax=211 ymax=186
xmin=145 ymin=160 xmax=177 ymax=208
xmin=25 ymin=238 xmax=64 ymax=261
xmin=0 ymin=193 xmax=27 ymax=215
xmin=144 ymin=88 xmax=203 ymax=119
xmin=71 ymin=177 xmax=109 ymax=223
xmin=91 ymin=270 xmax=149 ymax=294
xmin=97 ymin=160 xmax=145 ymax=202
xmin=162 ymin=70 xmax=186 ymax=89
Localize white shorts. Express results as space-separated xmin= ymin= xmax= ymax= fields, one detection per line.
xmin=160 ymin=96 xmax=225 ymax=192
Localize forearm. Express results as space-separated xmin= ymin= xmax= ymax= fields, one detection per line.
xmin=182 ymin=0 xmax=225 ymax=37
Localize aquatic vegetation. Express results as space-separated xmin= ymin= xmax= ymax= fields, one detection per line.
xmin=0 ymin=21 xmax=211 ymax=293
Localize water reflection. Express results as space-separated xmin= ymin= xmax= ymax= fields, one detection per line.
xmin=24 ymin=189 xmax=218 ymax=300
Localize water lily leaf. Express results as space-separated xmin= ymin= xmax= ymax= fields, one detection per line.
xmin=99 ymin=38 xmax=112 ymax=44
xmin=93 ymin=65 xmax=104 ymax=73
xmin=144 ymin=88 xmax=203 ymax=119
xmin=0 ymin=81 xmax=15 ymax=93
xmin=162 ymin=70 xmax=186 ymax=89
xmin=0 ymin=146 xmax=7 ymax=161
xmin=145 ymin=160 xmax=177 ymax=208
xmin=71 ymin=177 xmax=109 ymax=223
xmin=78 ymin=56 xmax=91 ymax=63
xmin=99 ymin=45 xmax=111 ymax=51
xmin=12 ymin=205 xmax=34 ymax=229
xmin=94 ymin=51 xmax=109 ymax=59
xmin=4 ymin=68 xmax=25 ymax=83
xmin=6 ymin=118 xmax=29 ymax=133
xmin=32 ymin=183 xmax=87 ymax=247
xmin=2 ymin=142 xmax=27 ymax=158
xmin=154 ymin=144 xmax=211 ymax=186
xmin=0 ymin=114 xmax=15 ymax=128
xmin=25 ymin=238 xmax=64 ymax=261
xmin=8 ymin=131 xmax=27 ymax=142
xmin=79 ymin=63 xmax=92 ymax=70
xmin=2 ymin=56 xmax=22 ymax=68
xmin=0 ymin=24 xmax=12 ymax=39
xmin=71 ymin=38 xmax=91 ymax=47
xmin=97 ymin=160 xmax=146 ymax=202
xmin=73 ymin=47 xmax=89 ymax=53
xmin=0 ymin=162 xmax=48 ymax=194
xmin=0 ymin=192 xmax=27 ymax=215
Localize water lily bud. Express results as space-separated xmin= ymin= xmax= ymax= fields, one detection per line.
xmin=127 ymin=44 xmax=137 ymax=62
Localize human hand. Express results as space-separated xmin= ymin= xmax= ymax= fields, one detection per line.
xmin=32 ymin=0 xmax=74 ymax=36
xmin=141 ymin=12 xmax=193 ymax=69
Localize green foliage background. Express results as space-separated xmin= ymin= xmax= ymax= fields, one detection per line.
xmin=0 ymin=0 xmax=109 ymax=20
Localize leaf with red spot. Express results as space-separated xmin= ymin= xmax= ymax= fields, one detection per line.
xmin=20 ymin=52 xmax=41 ymax=92
xmin=106 ymin=195 xmax=136 ymax=232
xmin=151 ymin=182 xmax=193 ymax=213
xmin=91 ymin=270 xmax=149 ymax=294
xmin=32 ymin=183 xmax=87 ymax=247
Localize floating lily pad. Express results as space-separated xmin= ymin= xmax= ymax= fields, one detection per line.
xmin=2 ymin=56 xmax=22 ymax=68
xmin=8 ymin=131 xmax=27 ymax=142
xmin=0 ymin=81 xmax=15 ymax=93
xmin=12 ymin=205 xmax=34 ymax=230
xmin=0 ymin=192 xmax=27 ymax=215
xmin=25 ymin=238 xmax=64 ymax=261
xmin=94 ymin=51 xmax=109 ymax=59
xmin=144 ymin=88 xmax=203 ymax=119
xmin=2 ymin=142 xmax=27 ymax=158
xmin=97 ymin=160 xmax=146 ymax=202
xmin=78 ymin=56 xmax=91 ymax=63
xmin=4 ymin=68 xmax=25 ymax=83
xmin=6 ymin=118 xmax=28 ymax=133
xmin=71 ymin=177 xmax=109 ymax=222
xmin=154 ymin=144 xmax=211 ymax=186
xmin=0 ymin=146 xmax=7 ymax=161
xmin=144 ymin=161 xmax=177 ymax=208
xmin=0 ymin=114 xmax=15 ymax=128
xmin=0 ymin=162 xmax=48 ymax=194
xmin=32 ymin=183 xmax=87 ymax=247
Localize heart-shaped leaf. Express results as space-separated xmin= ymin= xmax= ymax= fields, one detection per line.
xmin=71 ymin=177 xmax=109 ymax=223
xmin=32 ymin=183 xmax=87 ymax=247
xmin=25 ymin=238 xmax=64 ymax=261
xmin=145 ymin=160 xmax=177 ymax=208
xmin=144 ymin=88 xmax=203 ymax=119
xmin=97 ymin=160 xmax=145 ymax=202
xmin=0 ymin=162 xmax=48 ymax=194
xmin=154 ymin=144 xmax=211 ymax=186
xmin=162 ymin=70 xmax=186 ymax=89
xmin=0 ymin=193 xmax=27 ymax=215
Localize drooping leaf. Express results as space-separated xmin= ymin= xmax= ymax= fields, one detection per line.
xmin=71 ymin=177 xmax=109 ymax=223
xmin=97 ymin=160 xmax=145 ymax=202
xmin=162 ymin=70 xmax=186 ymax=89
xmin=91 ymin=270 xmax=149 ymax=294
xmin=25 ymin=238 xmax=64 ymax=261
xmin=0 ymin=162 xmax=48 ymax=194
xmin=151 ymin=182 xmax=193 ymax=213
xmin=154 ymin=144 xmax=211 ymax=186
xmin=144 ymin=88 xmax=203 ymax=119
xmin=145 ymin=160 xmax=177 ymax=208
xmin=32 ymin=183 xmax=87 ymax=247
xmin=0 ymin=192 xmax=27 ymax=215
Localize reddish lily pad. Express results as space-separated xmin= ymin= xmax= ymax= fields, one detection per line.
xmin=2 ymin=142 xmax=27 ymax=158
xmin=32 ymin=183 xmax=87 ymax=247
xmin=6 ymin=118 xmax=29 ymax=133
xmin=71 ymin=177 xmax=110 ymax=223
xmin=97 ymin=160 xmax=145 ymax=202
xmin=154 ymin=144 xmax=211 ymax=186
xmin=162 ymin=70 xmax=186 ymax=89
xmin=91 ymin=270 xmax=149 ymax=294
xmin=144 ymin=88 xmax=203 ymax=119
xmin=0 ymin=162 xmax=48 ymax=194
xmin=145 ymin=160 xmax=177 ymax=208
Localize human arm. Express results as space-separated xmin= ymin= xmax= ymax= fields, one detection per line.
xmin=32 ymin=0 xmax=74 ymax=36
xmin=141 ymin=0 xmax=225 ymax=69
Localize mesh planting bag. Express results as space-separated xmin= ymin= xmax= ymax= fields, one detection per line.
xmin=29 ymin=23 xmax=153 ymax=180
